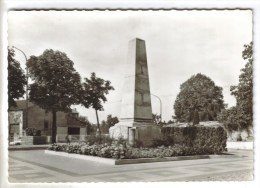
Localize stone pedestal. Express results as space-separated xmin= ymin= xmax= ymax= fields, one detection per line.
xmin=109 ymin=38 xmax=161 ymax=146
xmin=110 ymin=122 xmax=161 ymax=146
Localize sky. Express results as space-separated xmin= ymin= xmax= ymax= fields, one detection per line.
xmin=8 ymin=10 xmax=252 ymax=123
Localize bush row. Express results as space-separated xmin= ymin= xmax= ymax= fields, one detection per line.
xmin=158 ymin=125 xmax=227 ymax=153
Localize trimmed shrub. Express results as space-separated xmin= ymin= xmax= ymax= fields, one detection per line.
xmin=25 ymin=127 xmax=41 ymax=136
xmin=25 ymin=127 xmax=37 ymax=136
xmin=193 ymin=109 xmax=200 ymax=125
xmin=35 ymin=130 xmax=41 ymax=136
xmin=160 ymin=125 xmax=227 ymax=153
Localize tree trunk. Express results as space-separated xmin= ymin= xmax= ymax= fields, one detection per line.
xmin=51 ymin=110 xmax=57 ymax=143
xmin=95 ymin=109 xmax=101 ymax=139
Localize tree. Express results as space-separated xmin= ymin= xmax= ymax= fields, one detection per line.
xmin=218 ymin=107 xmax=243 ymax=132
xmin=100 ymin=114 xmax=119 ymax=133
xmin=230 ymin=42 xmax=253 ymax=128
xmin=8 ymin=48 xmax=26 ymax=107
xmin=174 ymin=73 xmax=225 ymax=123
xmin=27 ymin=49 xmax=82 ymax=143
xmin=77 ymin=116 xmax=93 ymax=135
xmin=106 ymin=114 xmax=119 ymax=128
xmin=218 ymin=42 xmax=253 ymax=132
xmin=81 ymin=73 xmax=114 ymax=136
xmin=152 ymin=113 xmax=162 ymax=125
xmin=87 ymin=123 xmax=97 ymax=135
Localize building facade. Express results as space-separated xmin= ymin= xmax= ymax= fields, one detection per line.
xmin=9 ymin=100 xmax=87 ymax=142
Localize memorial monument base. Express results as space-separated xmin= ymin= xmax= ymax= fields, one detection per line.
xmin=109 ymin=38 xmax=161 ymax=147
xmin=109 ymin=121 xmax=161 ymax=147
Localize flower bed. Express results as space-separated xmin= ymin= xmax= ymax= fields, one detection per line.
xmin=47 ymin=126 xmax=227 ymax=160
xmin=47 ymin=141 xmax=225 ymax=160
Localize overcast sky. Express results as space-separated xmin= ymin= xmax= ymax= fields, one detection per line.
xmin=8 ymin=10 xmax=252 ymax=123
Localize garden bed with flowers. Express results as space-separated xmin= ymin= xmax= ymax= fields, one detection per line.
xmin=45 ymin=147 xmax=223 ymax=165
xmin=46 ymin=126 xmax=228 ymax=164
xmin=47 ymin=142 xmax=226 ymax=159
xmin=46 ymin=141 xmax=228 ymax=164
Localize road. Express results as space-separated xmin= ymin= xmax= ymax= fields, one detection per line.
xmin=8 ymin=149 xmax=253 ymax=182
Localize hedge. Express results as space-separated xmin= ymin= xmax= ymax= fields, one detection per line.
xmin=159 ymin=125 xmax=227 ymax=153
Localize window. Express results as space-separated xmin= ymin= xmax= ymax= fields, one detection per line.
xmin=68 ymin=127 xmax=80 ymax=135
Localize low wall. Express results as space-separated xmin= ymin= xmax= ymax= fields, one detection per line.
xmin=21 ymin=136 xmax=48 ymax=145
xmin=21 ymin=136 xmax=33 ymax=145
xmin=21 ymin=135 xmax=87 ymax=145
xmin=227 ymin=141 xmax=253 ymax=150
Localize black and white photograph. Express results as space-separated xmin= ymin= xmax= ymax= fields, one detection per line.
xmin=2 ymin=7 xmax=256 ymax=184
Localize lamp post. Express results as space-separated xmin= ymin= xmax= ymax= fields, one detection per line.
xmin=12 ymin=46 xmax=28 ymax=129
xmin=151 ymin=93 xmax=162 ymax=119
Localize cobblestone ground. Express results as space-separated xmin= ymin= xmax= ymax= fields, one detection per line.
xmin=175 ymin=169 xmax=253 ymax=181
xmin=8 ymin=149 xmax=253 ymax=182
xmin=199 ymin=170 xmax=253 ymax=181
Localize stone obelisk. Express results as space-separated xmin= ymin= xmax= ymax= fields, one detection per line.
xmin=109 ymin=38 xmax=160 ymax=146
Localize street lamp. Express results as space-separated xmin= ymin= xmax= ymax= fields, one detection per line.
xmin=151 ymin=93 xmax=162 ymax=119
xmin=12 ymin=46 xmax=29 ymax=129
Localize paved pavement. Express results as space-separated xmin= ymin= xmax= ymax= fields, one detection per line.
xmin=8 ymin=149 xmax=253 ymax=182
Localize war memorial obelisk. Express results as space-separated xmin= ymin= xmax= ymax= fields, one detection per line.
xmin=109 ymin=38 xmax=160 ymax=146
